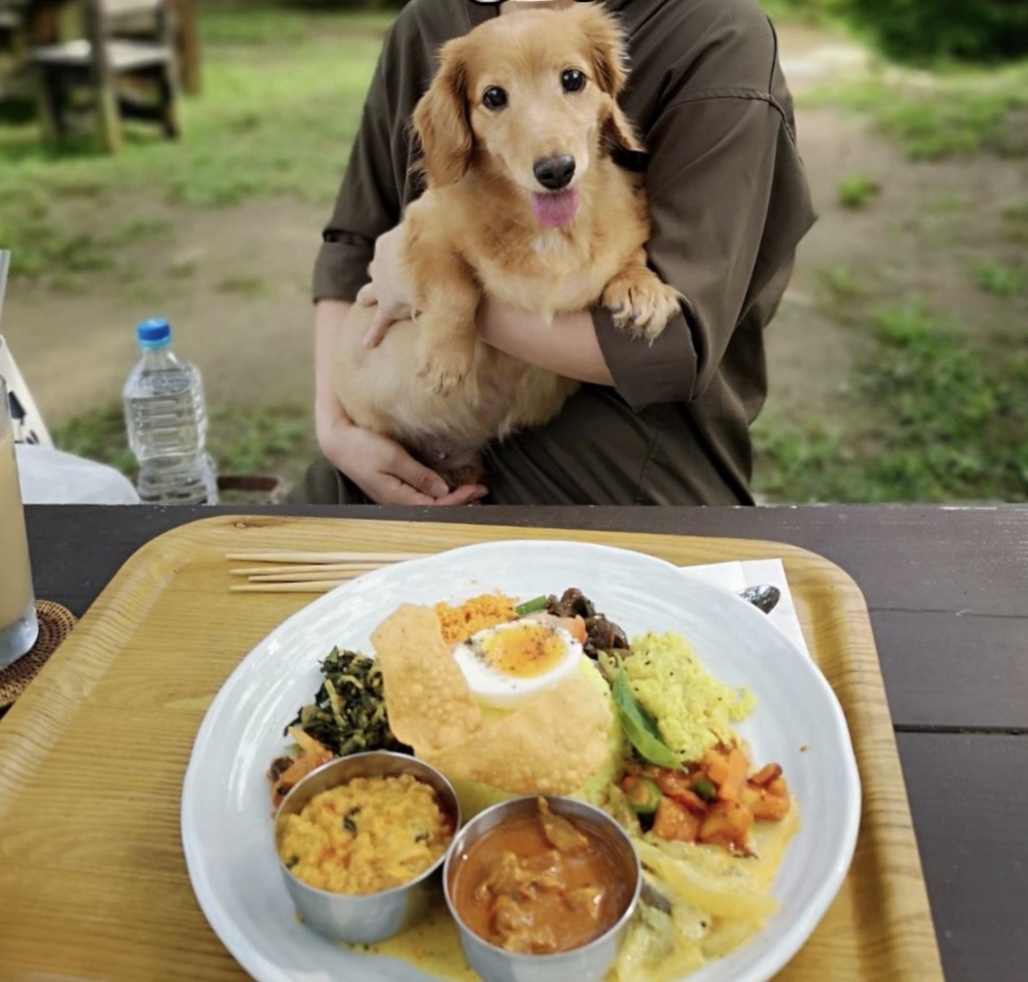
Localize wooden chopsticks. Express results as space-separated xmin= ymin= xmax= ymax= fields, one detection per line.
xmin=226 ymin=550 xmax=426 ymax=594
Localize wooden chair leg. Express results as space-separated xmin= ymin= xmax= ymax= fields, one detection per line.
xmin=158 ymin=68 xmax=180 ymax=138
xmin=34 ymin=67 xmax=63 ymax=144
xmin=91 ymin=73 xmax=121 ymax=153
xmin=170 ymin=0 xmax=200 ymax=96
xmin=83 ymin=0 xmax=120 ymax=153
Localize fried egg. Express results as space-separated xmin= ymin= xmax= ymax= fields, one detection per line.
xmin=452 ymin=620 xmax=584 ymax=710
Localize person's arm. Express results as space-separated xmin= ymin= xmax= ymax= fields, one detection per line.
xmin=356 ymin=227 xmax=615 ymax=384
xmin=314 ymin=301 xmax=485 ymax=505
xmin=475 ymin=297 xmax=614 ymax=386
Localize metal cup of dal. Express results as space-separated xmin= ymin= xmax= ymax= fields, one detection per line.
xmin=443 ymin=795 xmax=641 ymax=982
xmin=274 ymin=750 xmax=461 ymax=945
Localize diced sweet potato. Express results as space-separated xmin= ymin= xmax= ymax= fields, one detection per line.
xmin=740 ymin=782 xmax=791 ymax=821
xmin=749 ymin=763 xmax=783 ymax=787
xmin=652 ymin=796 xmax=701 ymax=843
xmin=653 ymin=769 xmax=708 ymax=814
xmin=704 ymin=746 xmax=749 ymax=802
xmin=698 ymin=800 xmax=753 ymax=850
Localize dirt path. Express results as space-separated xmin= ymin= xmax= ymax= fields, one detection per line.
xmin=766 ymin=34 xmax=1027 ymax=427
xmin=767 ymin=107 xmax=1026 ymax=424
xmin=4 ymin=198 xmax=325 ymax=423
xmin=3 ymin=24 xmax=1024 ymax=435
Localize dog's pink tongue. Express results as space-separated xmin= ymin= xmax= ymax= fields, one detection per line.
xmin=531 ymin=188 xmax=580 ymax=228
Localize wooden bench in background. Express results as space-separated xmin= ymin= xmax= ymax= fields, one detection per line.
xmin=9 ymin=0 xmax=198 ymax=152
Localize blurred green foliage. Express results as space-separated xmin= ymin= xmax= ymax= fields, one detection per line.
xmin=764 ymin=0 xmax=1028 ymax=63
xmin=837 ymin=174 xmax=880 ymax=209
xmin=846 ymin=0 xmax=1028 ymax=63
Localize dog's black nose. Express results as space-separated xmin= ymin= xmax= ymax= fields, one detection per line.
xmin=533 ymin=154 xmax=576 ymax=191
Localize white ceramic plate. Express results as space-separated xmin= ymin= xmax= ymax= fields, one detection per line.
xmin=182 ymin=540 xmax=861 ymax=982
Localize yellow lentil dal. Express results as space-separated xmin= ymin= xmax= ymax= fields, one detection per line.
xmin=277 ymin=774 xmax=453 ymax=894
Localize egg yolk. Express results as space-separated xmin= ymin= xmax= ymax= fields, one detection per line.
xmin=474 ymin=624 xmax=569 ymax=679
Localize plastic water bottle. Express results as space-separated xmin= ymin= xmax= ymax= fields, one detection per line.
xmin=122 ymin=318 xmax=218 ymax=505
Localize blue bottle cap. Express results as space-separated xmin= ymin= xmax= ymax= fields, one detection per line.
xmin=137 ymin=318 xmax=172 ymax=350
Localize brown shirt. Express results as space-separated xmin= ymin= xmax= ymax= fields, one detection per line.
xmin=311 ymin=0 xmax=815 ymax=505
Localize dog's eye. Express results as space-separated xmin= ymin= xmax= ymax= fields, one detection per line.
xmin=561 ymin=69 xmax=586 ymax=93
xmin=482 ymin=86 xmax=508 ymax=110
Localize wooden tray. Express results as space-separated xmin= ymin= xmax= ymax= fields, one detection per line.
xmin=0 ymin=515 xmax=942 ymax=981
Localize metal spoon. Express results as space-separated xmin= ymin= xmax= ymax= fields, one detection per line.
xmin=737 ymin=584 xmax=781 ymax=614
xmin=640 ymin=876 xmax=673 ymax=914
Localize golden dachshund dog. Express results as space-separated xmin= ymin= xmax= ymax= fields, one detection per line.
xmin=332 ymin=3 xmax=681 ymax=485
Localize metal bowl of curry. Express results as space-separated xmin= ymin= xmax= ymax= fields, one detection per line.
xmin=274 ymin=750 xmax=460 ymax=945
xmin=443 ymin=795 xmax=641 ymax=982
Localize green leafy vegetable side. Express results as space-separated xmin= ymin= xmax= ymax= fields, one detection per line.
xmin=285 ymin=648 xmax=409 ymax=757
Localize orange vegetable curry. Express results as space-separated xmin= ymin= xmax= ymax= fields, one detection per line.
xmin=449 ymin=799 xmax=633 ymax=955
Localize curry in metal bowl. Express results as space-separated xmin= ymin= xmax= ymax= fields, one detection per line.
xmin=448 ymin=796 xmax=638 ymax=955
xmin=273 ymin=751 xmax=461 ymax=945
xmin=276 ymin=771 xmax=455 ymax=895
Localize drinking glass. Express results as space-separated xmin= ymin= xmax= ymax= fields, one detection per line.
xmin=0 ymin=371 xmax=38 ymax=668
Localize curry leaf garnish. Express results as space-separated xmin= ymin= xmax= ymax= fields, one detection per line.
xmin=612 ymin=669 xmax=682 ymax=770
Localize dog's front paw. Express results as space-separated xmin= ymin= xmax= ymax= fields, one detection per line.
xmin=417 ymin=345 xmax=474 ymax=397
xmin=603 ymin=271 xmax=683 ymax=343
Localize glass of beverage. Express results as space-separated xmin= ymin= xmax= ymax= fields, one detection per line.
xmin=0 ymin=370 xmax=38 ymax=668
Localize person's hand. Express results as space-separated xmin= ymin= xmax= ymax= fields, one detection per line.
xmin=316 ymin=403 xmax=487 ymax=506
xmin=355 ymin=224 xmax=416 ymax=349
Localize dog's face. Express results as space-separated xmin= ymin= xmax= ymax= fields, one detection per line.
xmin=413 ymin=5 xmax=641 ymax=225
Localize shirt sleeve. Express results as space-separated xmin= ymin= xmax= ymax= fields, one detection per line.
xmin=593 ymin=91 xmax=814 ymax=411
xmin=311 ymin=27 xmax=411 ymax=303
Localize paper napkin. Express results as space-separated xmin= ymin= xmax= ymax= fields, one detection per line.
xmin=677 ymin=559 xmax=810 ymax=658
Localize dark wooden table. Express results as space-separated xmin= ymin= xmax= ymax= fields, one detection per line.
xmin=19 ymin=502 xmax=1028 ymax=982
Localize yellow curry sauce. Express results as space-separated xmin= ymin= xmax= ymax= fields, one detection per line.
xmin=277 ymin=774 xmax=454 ymax=894
xmin=346 ymin=892 xmax=480 ymax=982
xmin=343 ymin=808 xmax=802 ymax=982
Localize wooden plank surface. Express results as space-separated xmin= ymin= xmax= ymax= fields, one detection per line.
xmin=2 ymin=514 xmax=942 ymax=982
xmin=896 ymin=731 xmax=1028 ymax=982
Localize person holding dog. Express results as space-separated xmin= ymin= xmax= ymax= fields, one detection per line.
xmin=296 ymin=0 xmax=815 ymax=506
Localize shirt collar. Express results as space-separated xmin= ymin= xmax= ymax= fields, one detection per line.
xmin=467 ymin=0 xmax=634 ymax=28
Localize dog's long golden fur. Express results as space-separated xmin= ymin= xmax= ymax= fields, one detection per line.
xmin=333 ymin=4 xmax=681 ymax=484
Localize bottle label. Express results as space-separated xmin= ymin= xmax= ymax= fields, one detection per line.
xmin=145 ymin=372 xmax=192 ymax=396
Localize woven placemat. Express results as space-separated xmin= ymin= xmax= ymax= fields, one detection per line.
xmin=0 ymin=600 xmax=77 ymax=709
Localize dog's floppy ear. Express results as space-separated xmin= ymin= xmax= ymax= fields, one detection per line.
xmin=413 ymin=37 xmax=473 ymax=187
xmin=577 ymin=5 xmax=645 ymax=154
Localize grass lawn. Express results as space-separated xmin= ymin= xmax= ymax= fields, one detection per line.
xmin=753 ymin=305 xmax=1028 ymax=503
xmin=750 ymin=48 xmax=1028 ymax=504
xmin=0 ymin=2 xmax=393 ymax=287
xmin=51 ymin=401 xmax=319 ymax=503
xmin=805 ymin=62 xmax=1028 ymax=161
